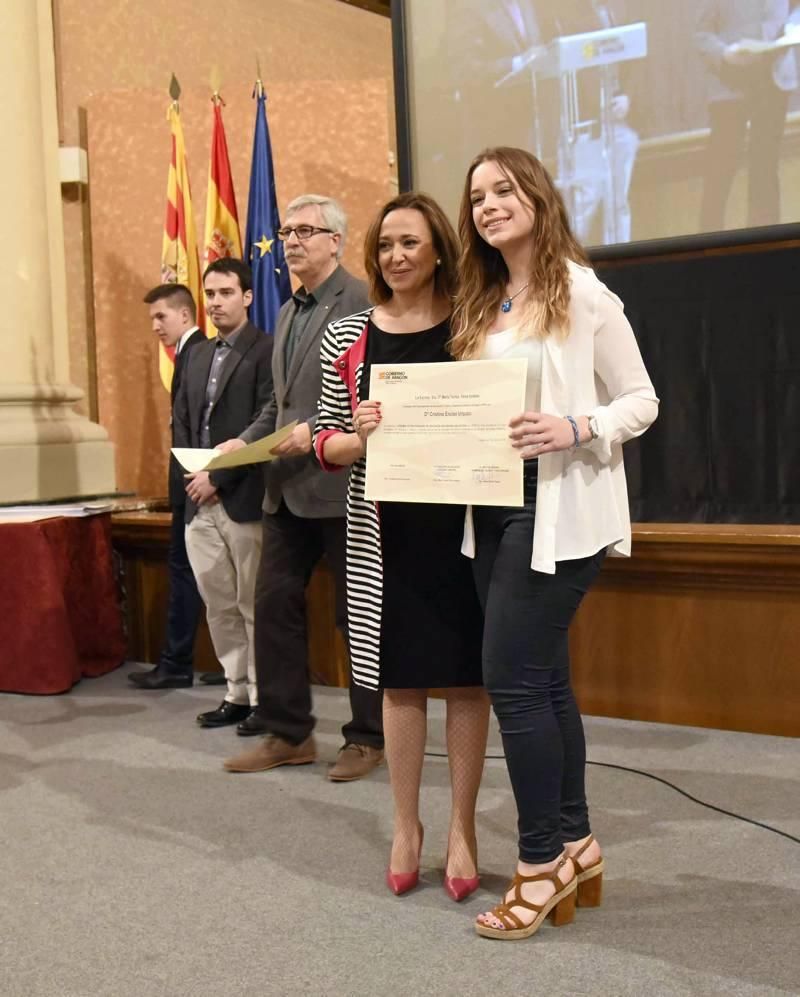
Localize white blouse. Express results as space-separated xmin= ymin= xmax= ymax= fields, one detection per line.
xmin=462 ymin=261 xmax=659 ymax=574
xmin=481 ymin=326 xmax=543 ymax=412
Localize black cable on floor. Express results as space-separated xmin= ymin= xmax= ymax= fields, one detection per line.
xmin=585 ymin=760 xmax=800 ymax=845
xmin=422 ymin=751 xmax=800 ymax=845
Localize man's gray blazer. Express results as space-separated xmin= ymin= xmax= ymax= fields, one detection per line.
xmin=240 ymin=264 xmax=370 ymax=518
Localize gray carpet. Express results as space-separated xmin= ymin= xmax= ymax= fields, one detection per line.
xmin=1 ymin=666 xmax=798 ymax=997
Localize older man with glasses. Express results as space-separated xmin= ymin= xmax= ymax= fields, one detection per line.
xmin=218 ymin=194 xmax=384 ymax=781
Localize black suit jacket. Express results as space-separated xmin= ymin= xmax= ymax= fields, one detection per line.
xmin=173 ymin=321 xmax=274 ymax=524
xmin=168 ymin=328 xmax=207 ymax=506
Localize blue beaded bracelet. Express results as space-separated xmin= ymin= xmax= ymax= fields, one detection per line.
xmin=564 ymin=415 xmax=580 ymax=450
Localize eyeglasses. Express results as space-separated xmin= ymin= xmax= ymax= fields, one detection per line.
xmin=276 ymin=225 xmax=334 ymax=242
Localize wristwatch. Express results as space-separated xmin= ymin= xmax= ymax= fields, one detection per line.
xmin=587 ymin=415 xmax=600 ymax=441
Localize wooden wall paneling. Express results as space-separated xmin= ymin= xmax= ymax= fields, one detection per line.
xmin=570 ymin=526 xmax=800 ymax=737
xmin=306 ymin=563 xmax=350 ymax=688
xmin=113 ymin=516 xmax=800 ymax=735
xmin=113 ymin=512 xmax=220 ymax=673
xmin=112 ymin=512 xmax=347 ymax=686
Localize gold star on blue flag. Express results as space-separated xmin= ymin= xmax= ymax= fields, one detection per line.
xmin=254 ymin=234 xmax=274 ymax=257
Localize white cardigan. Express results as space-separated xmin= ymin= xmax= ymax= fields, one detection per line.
xmin=462 ymin=262 xmax=659 ymax=574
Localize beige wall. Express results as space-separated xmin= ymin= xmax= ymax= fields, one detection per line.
xmin=55 ymin=0 xmax=396 ymax=495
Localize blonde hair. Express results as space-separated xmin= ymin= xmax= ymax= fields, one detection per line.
xmin=449 ymin=147 xmax=589 ymax=360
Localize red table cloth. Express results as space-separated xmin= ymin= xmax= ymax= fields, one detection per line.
xmin=0 ymin=514 xmax=126 ymax=693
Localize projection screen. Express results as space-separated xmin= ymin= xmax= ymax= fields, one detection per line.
xmin=393 ymin=0 xmax=800 ymax=254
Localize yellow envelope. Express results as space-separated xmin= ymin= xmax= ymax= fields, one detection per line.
xmin=172 ymin=421 xmax=298 ymax=474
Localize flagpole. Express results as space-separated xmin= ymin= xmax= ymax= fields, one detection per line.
xmin=168 ymin=72 xmax=181 ymax=117
xmin=255 ymin=54 xmax=264 ymax=100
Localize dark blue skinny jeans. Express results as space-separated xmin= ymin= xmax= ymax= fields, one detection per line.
xmin=472 ymin=462 xmax=605 ymax=864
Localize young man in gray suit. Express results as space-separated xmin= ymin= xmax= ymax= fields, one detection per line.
xmin=220 ymin=195 xmax=384 ymax=781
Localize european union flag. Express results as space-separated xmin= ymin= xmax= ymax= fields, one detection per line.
xmin=244 ymin=85 xmax=291 ymax=333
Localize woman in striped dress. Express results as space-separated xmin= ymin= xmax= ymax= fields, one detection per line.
xmin=313 ymin=192 xmax=489 ymax=901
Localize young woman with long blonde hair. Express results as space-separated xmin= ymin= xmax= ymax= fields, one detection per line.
xmin=451 ymin=147 xmax=658 ymax=940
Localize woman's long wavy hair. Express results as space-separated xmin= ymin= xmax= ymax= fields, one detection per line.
xmin=449 ymin=147 xmax=589 ymax=360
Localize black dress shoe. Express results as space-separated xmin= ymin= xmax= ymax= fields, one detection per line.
xmin=196 ymin=701 xmax=251 ymax=728
xmin=129 ymin=668 xmax=193 ymax=689
xmin=199 ymin=672 xmax=226 ymax=686
xmin=128 ymin=666 xmax=158 ymax=685
xmin=236 ymin=711 xmax=271 ymax=736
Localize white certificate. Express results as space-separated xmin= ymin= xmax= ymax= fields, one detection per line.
xmin=364 ymin=359 xmax=527 ymax=506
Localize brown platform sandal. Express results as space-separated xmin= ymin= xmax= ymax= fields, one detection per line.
xmin=475 ymin=853 xmax=577 ymax=940
xmin=571 ymin=834 xmax=604 ymax=908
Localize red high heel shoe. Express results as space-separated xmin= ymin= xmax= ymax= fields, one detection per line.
xmin=386 ymin=825 xmax=424 ymax=896
xmin=444 ymin=848 xmax=480 ymax=902
xmin=444 ymin=872 xmax=480 ymax=902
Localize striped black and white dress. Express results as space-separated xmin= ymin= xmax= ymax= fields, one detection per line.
xmin=314 ymin=309 xmax=483 ymax=691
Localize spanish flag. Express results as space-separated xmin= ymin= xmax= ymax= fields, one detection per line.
xmin=160 ymin=99 xmax=205 ymax=391
xmin=204 ymin=96 xmax=242 ymax=266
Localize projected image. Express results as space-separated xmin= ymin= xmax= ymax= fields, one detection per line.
xmin=403 ymin=0 xmax=800 ymax=247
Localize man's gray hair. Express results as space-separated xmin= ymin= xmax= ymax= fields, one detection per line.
xmin=285 ymin=194 xmax=348 ymax=259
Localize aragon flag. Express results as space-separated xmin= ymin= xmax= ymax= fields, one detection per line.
xmin=244 ymin=82 xmax=291 ymax=334
xmin=204 ymin=95 xmax=242 ymax=266
xmin=160 ymin=96 xmax=205 ymax=391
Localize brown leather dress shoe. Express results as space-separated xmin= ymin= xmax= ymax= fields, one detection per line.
xmin=327 ymin=743 xmax=384 ymax=782
xmin=223 ymin=734 xmax=317 ymax=773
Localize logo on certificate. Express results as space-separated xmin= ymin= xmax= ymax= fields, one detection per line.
xmin=377 ymin=370 xmax=408 ymax=382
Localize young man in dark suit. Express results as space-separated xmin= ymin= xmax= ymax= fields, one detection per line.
xmin=217 ymin=195 xmax=384 ymax=781
xmin=129 ymin=284 xmax=208 ymax=690
xmin=173 ymin=259 xmax=274 ymax=727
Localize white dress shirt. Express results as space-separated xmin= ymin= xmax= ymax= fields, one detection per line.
xmin=176 ymin=325 xmax=200 ymax=355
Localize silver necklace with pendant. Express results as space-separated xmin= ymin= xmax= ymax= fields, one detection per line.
xmin=501 ymin=281 xmax=530 ymax=313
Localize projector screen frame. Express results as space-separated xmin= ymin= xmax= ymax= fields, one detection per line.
xmin=389 ymin=0 xmax=800 ymax=261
